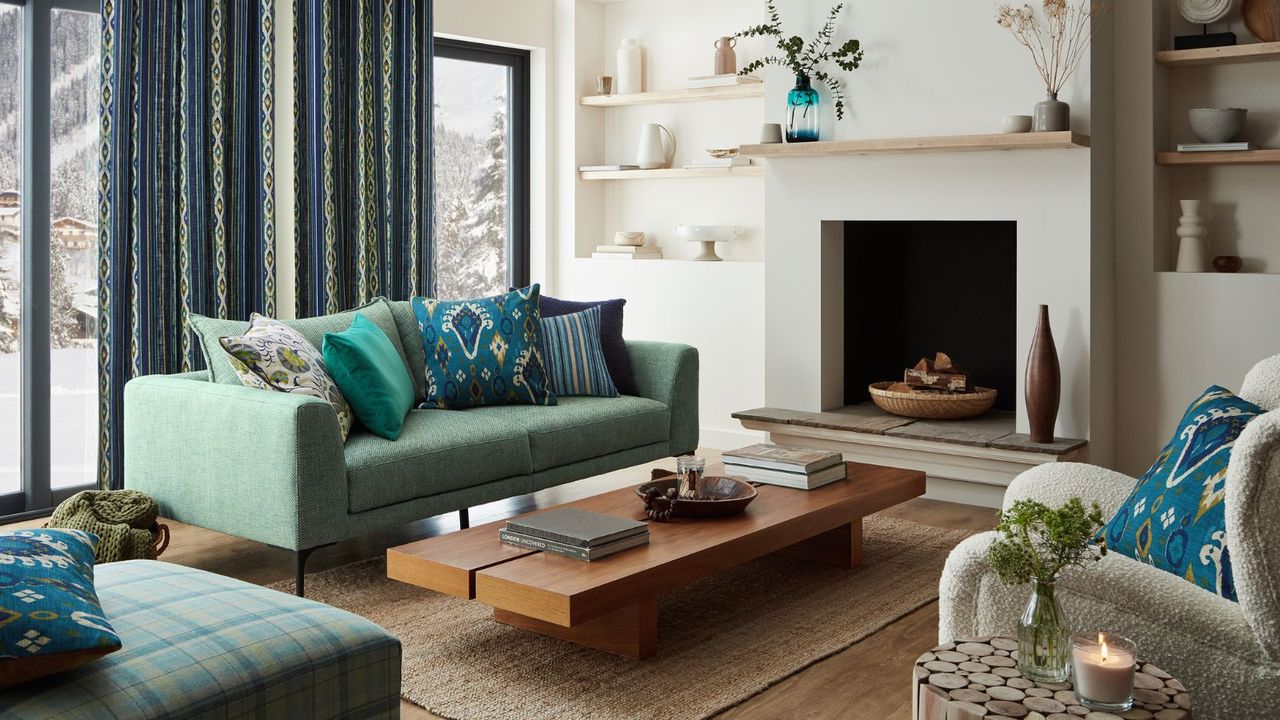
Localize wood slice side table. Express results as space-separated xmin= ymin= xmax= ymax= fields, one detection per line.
xmin=912 ymin=637 xmax=1192 ymax=720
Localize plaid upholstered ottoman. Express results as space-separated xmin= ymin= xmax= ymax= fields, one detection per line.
xmin=0 ymin=561 xmax=401 ymax=719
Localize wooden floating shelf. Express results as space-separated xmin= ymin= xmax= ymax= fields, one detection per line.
xmin=1156 ymin=149 xmax=1280 ymax=166
xmin=1155 ymin=41 xmax=1280 ymax=67
xmin=579 ymin=166 xmax=764 ymax=180
xmin=738 ymin=131 xmax=1090 ymax=158
xmin=580 ymin=83 xmax=763 ymax=107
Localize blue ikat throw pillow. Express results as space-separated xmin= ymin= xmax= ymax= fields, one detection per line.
xmin=0 ymin=529 xmax=121 ymax=688
xmin=1102 ymin=386 xmax=1261 ymax=601
xmin=411 ymin=284 xmax=556 ymax=409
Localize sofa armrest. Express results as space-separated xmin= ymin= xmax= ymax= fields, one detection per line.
xmin=625 ymin=341 xmax=699 ymax=455
xmin=1227 ymin=411 xmax=1280 ymax=661
xmin=123 ymin=374 xmax=347 ymax=551
xmin=1002 ymin=462 xmax=1137 ymax=518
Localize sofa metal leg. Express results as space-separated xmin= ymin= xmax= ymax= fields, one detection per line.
xmin=294 ymin=546 xmax=326 ymax=598
xmin=459 ymin=508 xmax=470 ymax=530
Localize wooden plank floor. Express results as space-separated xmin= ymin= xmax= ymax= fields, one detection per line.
xmin=4 ymin=449 xmax=995 ymax=719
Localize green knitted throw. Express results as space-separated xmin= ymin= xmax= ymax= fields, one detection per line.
xmin=47 ymin=490 xmax=160 ymax=563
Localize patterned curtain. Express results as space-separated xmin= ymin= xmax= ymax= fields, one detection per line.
xmin=293 ymin=0 xmax=434 ymax=317
xmin=98 ymin=0 xmax=278 ymax=489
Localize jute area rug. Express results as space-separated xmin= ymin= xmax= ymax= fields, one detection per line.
xmin=271 ymin=514 xmax=972 ymax=720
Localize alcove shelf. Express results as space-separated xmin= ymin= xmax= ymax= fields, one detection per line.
xmin=579 ymin=83 xmax=763 ymax=108
xmin=1156 ymin=149 xmax=1280 ymax=166
xmin=1154 ymin=41 xmax=1280 ymax=67
xmin=579 ymin=166 xmax=765 ymax=180
xmin=738 ymin=131 xmax=1090 ymax=158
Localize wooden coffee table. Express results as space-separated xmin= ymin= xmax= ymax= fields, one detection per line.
xmin=387 ymin=461 xmax=924 ymax=659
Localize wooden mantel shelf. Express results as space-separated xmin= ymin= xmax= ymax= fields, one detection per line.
xmin=1155 ymin=41 xmax=1280 ymax=67
xmin=580 ymin=83 xmax=763 ymax=107
xmin=1157 ymin=149 xmax=1280 ymax=166
xmin=738 ymin=131 xmax=1090 ymax=158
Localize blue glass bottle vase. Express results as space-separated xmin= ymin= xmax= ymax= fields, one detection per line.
xmin=786 ymin=74 xmax=820 ymax=143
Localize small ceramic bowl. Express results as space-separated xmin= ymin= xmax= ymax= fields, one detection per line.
xmin=1190 ymin=107 xmax=1246 ymax=144
xmin=1002 ymin=115 xmax=1033 ymax=134
xmin=706 ymin=147 xmax=739 ymax=159
xmin=613 ymin=231 xmax=646 ymax=247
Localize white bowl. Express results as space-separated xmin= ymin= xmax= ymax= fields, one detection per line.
xmin=1002 ymin=115 xmax=1033 ymax=134
xmin=673 ymin=225 xmax=744 ymax=243
xmin=1189 ymin=107 xmax=1246 ymax=144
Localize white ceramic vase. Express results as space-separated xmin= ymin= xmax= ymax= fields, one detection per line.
xmin=1176 ymin=199 xmax=1209 ymax=273
xmin=617 ymin=39 xmax=642 ymax=95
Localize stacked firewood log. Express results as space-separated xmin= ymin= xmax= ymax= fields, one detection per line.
xmin=887 ymin=353 xmax=973 ymax=394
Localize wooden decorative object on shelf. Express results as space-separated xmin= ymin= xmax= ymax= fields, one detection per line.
xmin=1244 ymin=0 xmax=1280 ymax=42
xmin=868 ymin=382 xmax=997 ymax=420
xmin=912 ymin=637 xmax=1192 ymax=720
xmin=1025 ymin=305 xmax=1061 ymax=444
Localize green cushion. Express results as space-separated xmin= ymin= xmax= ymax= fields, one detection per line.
xmin=323 ymin=314 xmax=415 ymax=440
xmin=343 ymin=410 xmax=533 ymax=513
xmin=386 ymin=300 xmax=427 ymax=404
xmin=464 ymin=396 xmax=670 ymax=471
xmin=189 ymin=299 xmax=412 ymax=388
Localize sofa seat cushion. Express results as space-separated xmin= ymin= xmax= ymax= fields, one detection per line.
xmin=0 ymin=561 xmax=401 ymax=720
xmin=464 ymin=396 xmax=669 ymax=471
xmin=344 ymin=409 xmax=533 ymax=512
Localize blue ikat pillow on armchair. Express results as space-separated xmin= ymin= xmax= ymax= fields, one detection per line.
xmin=412 ymin=284 xmax=556 ymax=409
xmin=1102 ymin=386 xmax=1262 ymax=601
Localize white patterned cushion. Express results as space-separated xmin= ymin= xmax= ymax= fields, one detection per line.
xmin=219 ymin=314 xmax=353 ymax=438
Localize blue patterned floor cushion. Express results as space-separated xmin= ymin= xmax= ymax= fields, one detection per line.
xmin=1103 ymin=385 xmax=1262 ymax=600
xmin=541 ymin=305 xmax=619 ymax=398
xmin=412 ymin=284 xmax=556 ymax=409
xmin=0 ymin=529 xmax=121 ymax=688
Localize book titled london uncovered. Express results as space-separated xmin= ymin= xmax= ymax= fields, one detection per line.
xmin=498 ymin=528 xmax=649 ymax=561
xmin=505 ymin=508 xmax=648 ymax=548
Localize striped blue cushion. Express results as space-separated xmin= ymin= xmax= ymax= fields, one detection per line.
xmin=541 ymin=306 xmax=619 ymax=397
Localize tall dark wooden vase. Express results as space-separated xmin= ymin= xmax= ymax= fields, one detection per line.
xmin=1025 ymin=304 xmax=1060 ymax=444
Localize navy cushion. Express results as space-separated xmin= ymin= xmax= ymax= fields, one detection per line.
xmin=539 ymin=294 xmax=636 ymax=396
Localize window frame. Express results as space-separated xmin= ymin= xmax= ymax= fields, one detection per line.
xmin=0 ymin=0 xmax=101 ymax=520
xmin=432 ymin=37 xmax=532 ymax=290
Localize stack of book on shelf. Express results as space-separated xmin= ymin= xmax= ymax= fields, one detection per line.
xmin=499 ymin=508 xmax=649 ymax=561
xmin=1177 ymin=142 xmax=1252 ymax=153
xmin=682 ymin=157 xmax=753 ymax=170
xmin=592 ymin=245 xmax=662 ymax=260
xmin=722 ymin=444 xmax=847 ymax=490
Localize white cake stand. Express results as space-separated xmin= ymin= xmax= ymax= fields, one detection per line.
xmin=674 ymin=225 xmax=744 ymax=262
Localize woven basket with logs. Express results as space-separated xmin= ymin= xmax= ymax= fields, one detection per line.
xmin=912 ymin=636 xmax=1192 ymax=720
xmin=869 ymin=352 xmax=997 ymax=420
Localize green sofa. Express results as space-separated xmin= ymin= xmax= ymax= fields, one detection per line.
xmin=123 ymin=300 xmax=698 ymax=595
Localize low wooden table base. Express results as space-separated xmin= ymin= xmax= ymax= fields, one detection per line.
xmin=912 ymin=637 xmax=1192 ymax=720
xmin=387 ymin=463 xmax=924 ymax=659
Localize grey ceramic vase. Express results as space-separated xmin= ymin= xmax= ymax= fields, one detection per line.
xmin=1033 ymin=92 xmax=1070 ymax=132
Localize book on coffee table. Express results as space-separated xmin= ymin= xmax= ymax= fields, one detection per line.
xmin=726 ymin=462 xmax=847 ymax=490
xmin=722 ymin=443 xmax=843 ymax=474
xmin=505 ymin=508 xmax=647 ymax=548
xmin=498 ymin=528 xmax=649 ymax=561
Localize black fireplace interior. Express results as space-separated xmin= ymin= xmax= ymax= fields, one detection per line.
xmin=843 ymin=221 xmax=1017 ymax=411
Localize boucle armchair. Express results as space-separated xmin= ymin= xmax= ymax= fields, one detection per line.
xmin=939 ymin=355 xmax=1280 ymax=719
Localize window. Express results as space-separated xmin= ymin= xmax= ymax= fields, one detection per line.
xmin=432 ymin=38 xmax=530 ymax=299
xmin=0 ymin=0 xmax=100 ymax=519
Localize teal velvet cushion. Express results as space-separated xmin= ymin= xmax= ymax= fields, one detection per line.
xmin=219 ymin=314 xmax=354 ymax=439
xmin=411 ymin=285 xmax=556 ymax=409
xmin=323 ymin=314 xmax=415 ymax=440
xmin=540 ymin=306 xmax=618 ymax=398
xmin=0 ymin=529 xmax=121 ymax=688
xmin=1102 ymin=385 xmax=1262 ymax=601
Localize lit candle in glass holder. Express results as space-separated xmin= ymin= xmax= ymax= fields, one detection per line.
xmin=1071 ymin=633 xmax=1137 ymax=712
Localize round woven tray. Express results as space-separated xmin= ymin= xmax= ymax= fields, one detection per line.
xmin=868 ymin=381 xmax=997 ymax=420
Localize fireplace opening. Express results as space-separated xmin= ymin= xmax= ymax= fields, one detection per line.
xmin=843 ymin=220 xmax=1017 ymax=411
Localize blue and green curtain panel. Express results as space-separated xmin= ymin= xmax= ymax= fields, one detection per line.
xmin=98 ymin=1 xmax=278 ymax=489
xmin=293 ymin=0 xmax=434 ymax=317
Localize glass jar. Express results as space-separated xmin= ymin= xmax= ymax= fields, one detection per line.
xmin=786 ymin=74 xmax=820 ymax=143
xmin=1017 ymin=577 xmax=1071 ymax=682
xmin=676 ymin=455 xmax=705 ymax=499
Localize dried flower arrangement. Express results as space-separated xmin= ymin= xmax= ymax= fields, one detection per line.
xmin=734 ymin=0 xmax=865 ymax=120
xmin=996 ymin=0 xmax=1109 ymax=95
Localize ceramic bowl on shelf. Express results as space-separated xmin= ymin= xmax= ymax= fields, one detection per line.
xmin=1189 ymin=107 xmax=1246 ymax=144
xmin=673 ymin=225 xmax=744 ymax=262
xmin=1002 ymin=115 xmax=1033 ymax=134
xmin=706 ymin=147 xmax=739 ymax=159
xmin=613 ymin=231 xmax=646 ymax=246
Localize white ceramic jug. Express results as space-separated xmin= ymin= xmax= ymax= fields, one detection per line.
xmin=636 ymin=123 xmax=675 ymax=169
